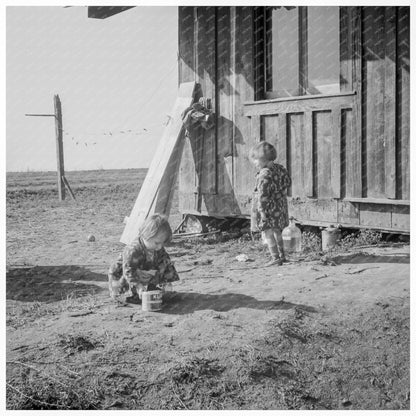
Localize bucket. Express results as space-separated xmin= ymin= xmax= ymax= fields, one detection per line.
xmin=321 ymin=225 xmax=341 ymax=251
xmin=141 ymin=290 xmax=163 ymax=312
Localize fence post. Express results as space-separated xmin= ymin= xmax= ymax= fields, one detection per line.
xmin=54 ymin=94 xmax=65 ymax=201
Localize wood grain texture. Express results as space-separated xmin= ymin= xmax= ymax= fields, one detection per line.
xmin=342 ymin=108 xmax=359 ymax=198
xmin=359 ymin=203 xmax=392 ymax=229
xmin=340 ymin=7 xmax=353 ymax=92
xmin=53 ymin=95 xmax=65 ymax=201
xmin=331 ymin=107 xmax=341 ymax=198
xmin=303 ymin=111 xmax=313 ymax=197
xmin=175 ymin=6 xmax=409 ymax=233
xmin=391 ymin=205 xmax=410 ymax=231
xmin=384 ymin=6 xmax=397 ymax=199
xmin=120 ymin=82 xmax=196 ymax=244
xmin=233 ymin=7 xmax=256 ymax=199
xmin=350 ymin=6 xmax=362 ymax=198
xmin=197 ymin=7 xmax=217 ymax=196
xmin=315 ymin=111 xmax=333 ymax=198
xmin=244 ymin=93 xmax=354 ymax=116
xmin=362 ymin=7 xmax=386 ymax=198
xmin=216 ymin=6 xmax=233 ymax=196
xmin=397 ymin=6 xmax=410 ymax=200
xmin=288 ymin=113 xmax=304 ymax=197
xmin=178 ymin=7 xmax=196 ymax=83
xmin=337 ymin=200 xmax=359 ymax=225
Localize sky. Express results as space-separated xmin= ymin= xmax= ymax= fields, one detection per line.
xmin=6 ymin=5 xmax=178 ymax=171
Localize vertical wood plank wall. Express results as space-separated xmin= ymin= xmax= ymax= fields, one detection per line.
xmin=232 ymin=7 xmax=256 ymax=211
xmin=397 ymin=7 xmax=410 ymax=201
xmin=216 ymin=7 xmax=233 ymax=197
xmin=177 ymin=6 xmax=409 ymax=232
xmin=362 ymin=7 xmax=387 ymax=198
xmin=178 ymin=7 xmax=197 ymax=213
xmin=196 ymin=7 xmax=216 ymax=202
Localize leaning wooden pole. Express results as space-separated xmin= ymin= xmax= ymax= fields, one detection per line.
xmin=54 ymin=94 xmax=65 ymax=201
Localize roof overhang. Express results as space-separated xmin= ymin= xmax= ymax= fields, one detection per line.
xmin=87 ymin=6 xmax=135 ymax=19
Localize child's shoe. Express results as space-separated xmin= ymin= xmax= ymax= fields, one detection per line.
xmin=264 ymin=257 xmax=283 ymax=267
xmin=125 ymin=287 xmax=141 ymax=304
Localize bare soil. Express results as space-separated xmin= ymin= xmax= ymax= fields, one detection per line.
xmin=6 ymin=169 xmax=410 ymax=410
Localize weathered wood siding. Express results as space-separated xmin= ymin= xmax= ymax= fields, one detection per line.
xmin=178 ymin=7 xmax=255 ymax=217
xmin=178 ymin=6 xmax=410 ymax=232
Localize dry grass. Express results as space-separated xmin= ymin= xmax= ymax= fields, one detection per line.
xmin=8 ymin=298 xmax=409 ymax=410
xmin=6 ymin=169 xmax=410 ymax=410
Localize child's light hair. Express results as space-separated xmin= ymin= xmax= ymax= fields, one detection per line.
xmin=138 ymin=214 xmax=173 ymax=244
xmin=249 ymin=141 xmax=277 ymax=162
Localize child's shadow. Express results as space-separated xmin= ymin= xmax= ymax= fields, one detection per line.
xmin=161 ymin=292 xmax=317 ymax=315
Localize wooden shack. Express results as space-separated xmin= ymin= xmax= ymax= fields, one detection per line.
xmin=89 ymin=6 xmax=410 ymax=234
xmin=177 ymin=6 xmax=410 ymax=233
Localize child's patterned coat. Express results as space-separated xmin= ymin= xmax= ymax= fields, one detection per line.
xmin=108 ymin=237 xmax=179 ymax=299
xmin=251 ymin=162 xmax=292 ymax=232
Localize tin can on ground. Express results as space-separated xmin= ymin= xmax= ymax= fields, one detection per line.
xmin=321 ymin=225 xmax=341 ymax=251
xmin=141 ymin=290 xmax=163 ymax=312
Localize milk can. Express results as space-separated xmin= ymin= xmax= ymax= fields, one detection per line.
xmin=321 ymin=224 xmax=341 ymax=251
xmin=282 ymin=217 xmax=302 ymax=253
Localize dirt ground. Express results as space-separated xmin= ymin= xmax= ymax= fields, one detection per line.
xmin=6 ymin=170 xmax=411 ymax=410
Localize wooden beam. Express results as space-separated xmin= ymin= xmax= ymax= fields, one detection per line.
xmin=340 ymin=7 xmax=352 ymax=92
xmin=54 ymin=95 xmax=65 ymax=201
xmin=331 ymin=107 xmax=342 ymax=198
xmin=62 ymin=176 xmax=76 ymax=200
xmin=244 ymin=93 xmax=355 ymax=116
xmin=251 ymin=115 xmax=261 ymax=142
xmin=178 ymin=7 xmax=196 ymax=84
xmin=303 ymin=110 xmax=313 ymax=197
xmin=299 ymin=7 xmax=308 ymax=95
xmin=216 ymin=6 xmax=234 ymax=196
xmin=253 ymin=7 xmax=265 ymax=100
xmin=87 ymin=6 xmax=135 ymax=19
xmin=350 ymin=7 xmax=362 ymax=198
xmin=384 ymin=6 xmax=397 ymax=199
xmin=24 ymin=114 xmax=55 ymax=117
xmin=343 ymin=197 xmax=409 ymax=206
xmin=278 ymin=113 xmax=288 ymax=168
xmin=120 ymin=82 xmax=197 ymax=245
xmin=397 ymin=6 xmax=410 ymax=200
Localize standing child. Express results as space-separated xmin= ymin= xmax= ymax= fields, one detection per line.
xmin=108 ymin=214 xmax=179 ymax=303
xmin=250 ymin=141 xmax=292 ymax=266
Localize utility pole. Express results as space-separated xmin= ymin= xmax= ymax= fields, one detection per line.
xmin=54 ymin=94 xmax=65 ymax=201
xmin=25 ymin=94 xmax=75 ymax=201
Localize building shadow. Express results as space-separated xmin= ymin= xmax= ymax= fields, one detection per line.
xmin=6 ymin=265 xmax=106 ymax=303
xmin=161 ymin=291 xmax=317 ymax=315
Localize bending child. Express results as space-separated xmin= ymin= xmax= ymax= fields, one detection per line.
xmin=250 ymin=141 xmax=292 ymax=266
xmin=108 ymin=214 xmax=179 ymax=302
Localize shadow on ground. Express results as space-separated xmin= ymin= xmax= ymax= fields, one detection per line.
xmin=160 ymin=292 xmax=317 ymax=315
xmin=6 ymin=265 xmax=106 ymax=302
xmin=332 ymin=253 xmax=409 ymax=265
